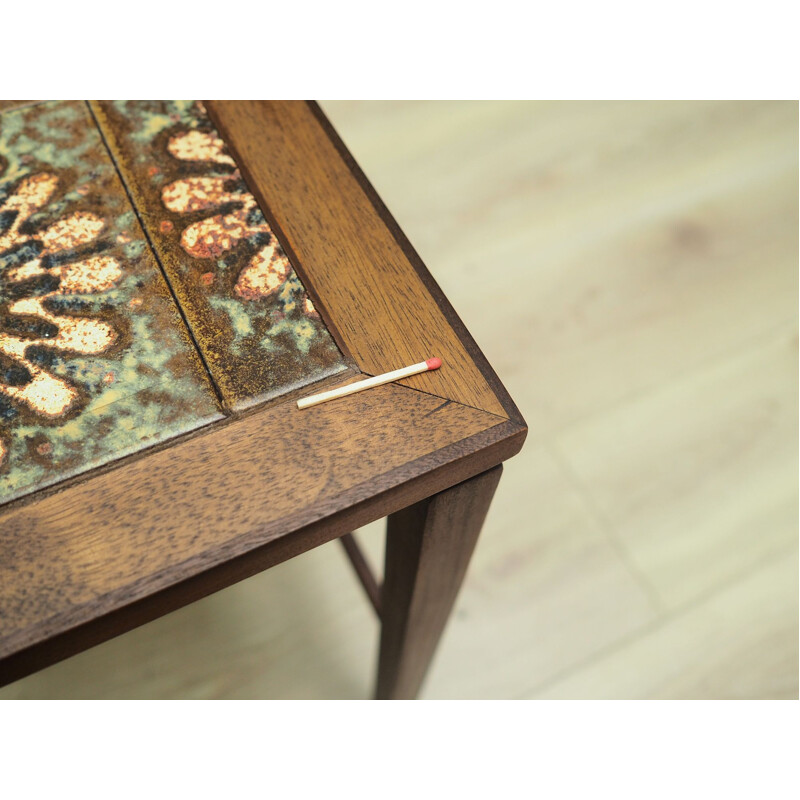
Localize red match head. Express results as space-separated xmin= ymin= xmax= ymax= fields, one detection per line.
xmin=426 ymin=357 xmax=442 ymax=370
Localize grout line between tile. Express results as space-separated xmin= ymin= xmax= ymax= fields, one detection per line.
xmin=84 ymin=101 xmax=227 ymax=412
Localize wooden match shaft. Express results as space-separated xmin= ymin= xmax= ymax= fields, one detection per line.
xmin=297 ymin=358 xmax=441 ymax=409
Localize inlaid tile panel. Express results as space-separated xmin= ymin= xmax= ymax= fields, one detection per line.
xmin=0 ymin=101 xmax=223 ymax=505
xmin=92 ymin=101 xmax=348 ymax=411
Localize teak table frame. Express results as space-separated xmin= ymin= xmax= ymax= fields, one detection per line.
xmin=0 ymin=101 xmax=527 ymax=699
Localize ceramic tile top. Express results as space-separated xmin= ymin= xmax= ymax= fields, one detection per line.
xmin=0 ymin=101 xmax=223 ymax=505
xmin=92 ymin=101 xmax=348 ymax=411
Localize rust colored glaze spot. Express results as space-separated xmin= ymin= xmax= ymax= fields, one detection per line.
xmin=234 ymin=241 xmax=291 ymax=301
xmin=162 ymin=167 xmax=291 ymax=300
xmin=167 ymin=130 xmax=234 ymax=166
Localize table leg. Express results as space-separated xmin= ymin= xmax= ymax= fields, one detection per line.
xmin=375 ymin=464 xmax=503 ymax=699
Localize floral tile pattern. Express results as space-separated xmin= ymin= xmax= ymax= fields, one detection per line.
xmin=92 ymin=101 xmax=347 ymax=411
xmin=0 ymin=101 xmax=223 ymax=505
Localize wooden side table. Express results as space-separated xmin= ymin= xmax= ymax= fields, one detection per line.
xmin=0 ymin=100 xmax=526 ymax=699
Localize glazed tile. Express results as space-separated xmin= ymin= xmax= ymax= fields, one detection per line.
xmin=92 ymin=101 xmax=348 ymax=411
xmin=0 ymin=101 xmax=223 ymax=505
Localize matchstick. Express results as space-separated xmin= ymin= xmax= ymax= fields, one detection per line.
xmin=297 ymin=357 xmax=442 ymax=409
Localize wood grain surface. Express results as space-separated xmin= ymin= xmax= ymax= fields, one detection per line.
xmin=0 ymin=383 xmax=522 ymax=684
xmin=207 ymin=101 xmax=508 ymax=418
xmin=377 ymin=465 xmax=502 ymax=699
xmin=339 ymin=533 xmax=382 ymax=617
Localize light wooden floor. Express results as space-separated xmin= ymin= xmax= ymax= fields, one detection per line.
xmin=2 ymin=101 xmax=797 ymax=699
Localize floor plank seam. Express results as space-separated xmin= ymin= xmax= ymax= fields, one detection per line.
xmin=550 ymin=319 xmax=798 ymax=440
xmin=543 ymin=437 xmax=667 ymax=616
xmin=519 ymin=541 xmax=799 ymax=699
